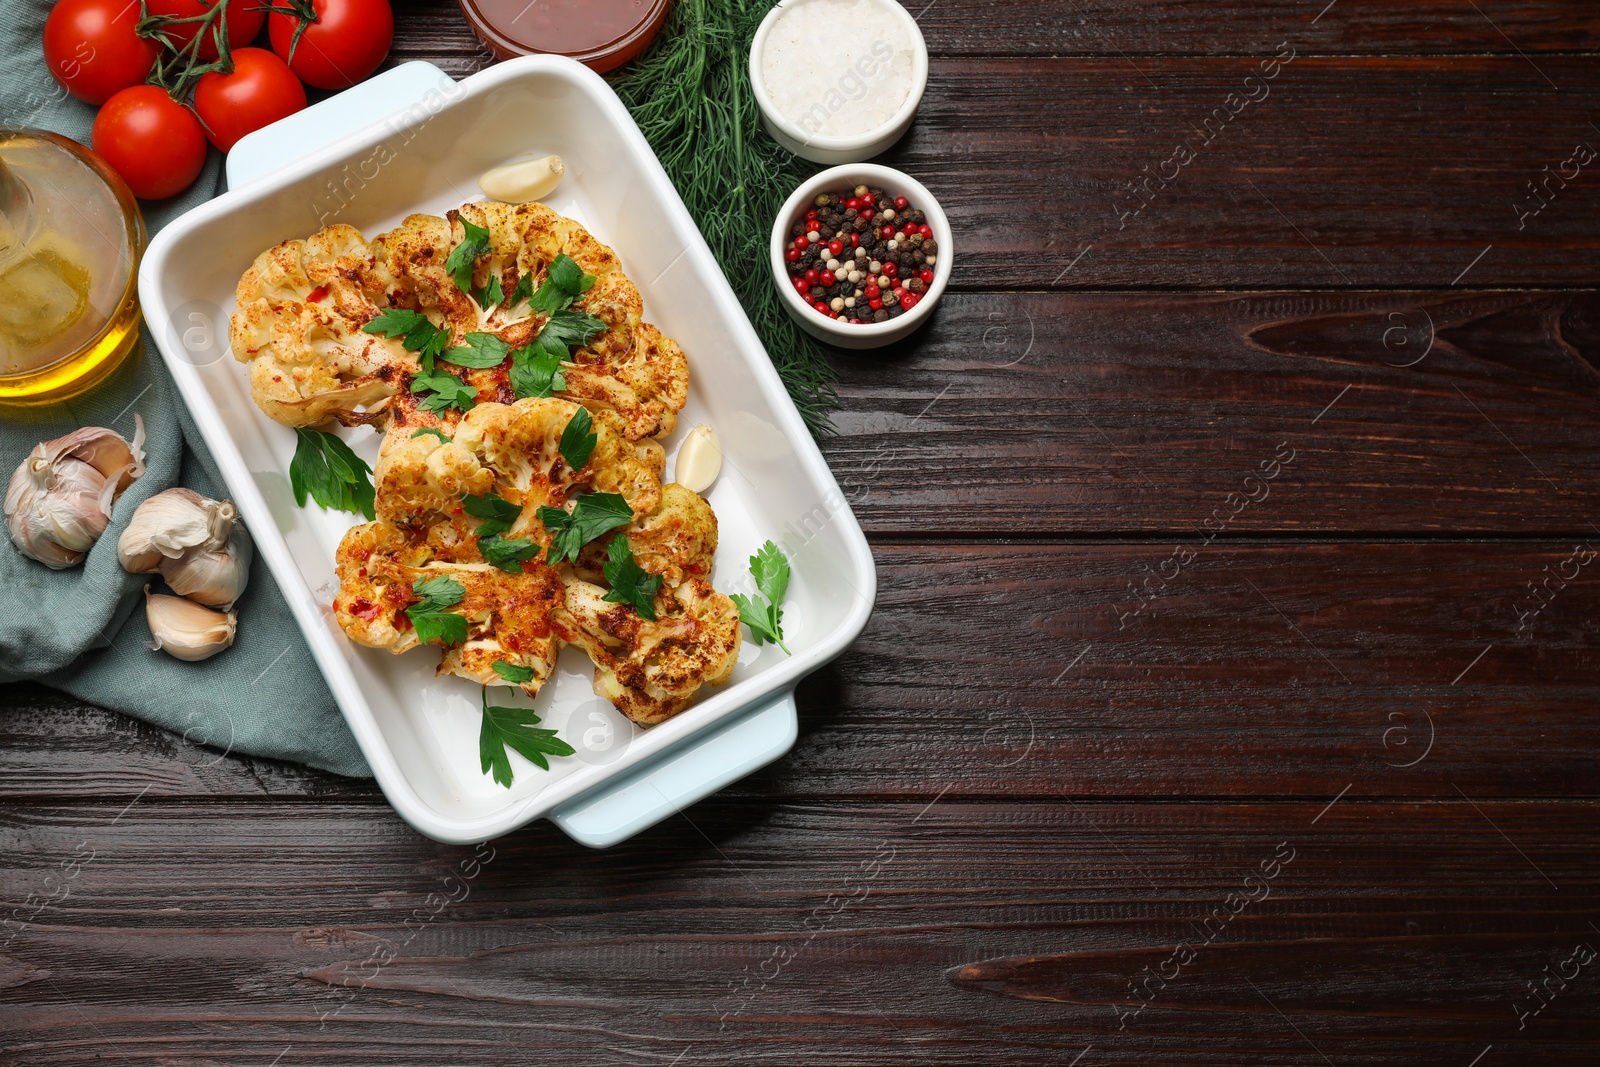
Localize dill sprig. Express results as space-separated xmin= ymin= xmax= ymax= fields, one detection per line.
xmin=611 ymin=0 xmax=838 ymax=435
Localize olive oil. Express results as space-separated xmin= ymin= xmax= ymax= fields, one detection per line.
xmin=0 ymin=129 xmax=144 ymax=404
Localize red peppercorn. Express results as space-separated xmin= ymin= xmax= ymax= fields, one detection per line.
xmin=813 ymin=301 xmax=829 ymax=315
xmin=794 ymin=236 xmax=809 ymax=250
xmin=882 ymin=262 xmax=898 ymax=276
xmin=860 ymin=208 xmax=875 ymax=221
xmin=901 ymin=292 xmax=918 ymax=309
xmin=785 ymin=248 xmax=801 ymax=262
xmin=850 ymin=233 xmax=860 ymax=247
xmin=895 ymin=196 xmax=909 ymax=209
xmin=919 ymin=269 xmax=934 ymax=283
xmin=862 ymin=194 xmax=874 ymax=206
xmin=869 ymin=298 xmax=883 ymax=310
xmin=881 ymin=225 xmax=895 ymax=239
xmin=845 ymin=197 xmax=861 ymax=210
xmin=805 ymin=209 xmax=818 ymax=220
xmin=919 ymin=224 xmax=933 ymax=238
xmin=792 ymin=276 xmax=808 ymax=292
xmin=902 ymin=222 xmax=917 ymax=236
xmin=828 ymin=240 xmax=844 ymax=256
xmin=805 ymin=268 xmax=821 ymax=284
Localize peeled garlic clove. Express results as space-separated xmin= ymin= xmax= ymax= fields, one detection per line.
xmin=160 ymin=523 xmax=252 ymax=609
xmin=5 ymin=415 xmax=145 ymax=569
xmin=479 ymin=154 xmax=564 ymax=203
xmin=119 ymin=487 xmax=237 ymax=574
xmin=145 ymin=587 xmax=236 ymax=662
xmin=673 ymin=424 xmax=723 ymax=495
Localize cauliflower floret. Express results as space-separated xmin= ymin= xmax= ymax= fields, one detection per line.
xmin=557 ymin=577 xmax=741 ymax=725
xmin=230 ymin=225 xmax=412 ymax=428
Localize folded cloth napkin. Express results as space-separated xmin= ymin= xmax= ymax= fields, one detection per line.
xmin=0 ymin=2 xmax=369 ymax=777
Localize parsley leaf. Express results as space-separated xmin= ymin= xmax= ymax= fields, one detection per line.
xmin=479 ymin=688 xmax=574 ymax=786
xmin=481 ymin=535 xmax=539 ymax=572
xmin=362 ymin=308 xmax=451 ymax=370
xmin=521 ymin=253 xmax=597 ymax=315
xmin=474 ymin=273 xmax=503 ymax=310
xmin=289 ymin=428 xmax=376 ymax=520
xmin=601 ymin=533 xmax=662 ymax=620
xmin=557 ymin=405 xmax=596 ymax=471
xmin=536 ymin=492 xmax=632 ymax=564
xmin=406 ymin=575 xmax=468 ymax=645
xmin=441 ymin=331 xmax=510 ymax=369
xmin=446 ymin=216 xmax=492 ymax=295
xmin=492 ymin=660 xmax=536 ymax=684
xmin=508 ymin=270 xmax=534 ymax=308
xmin=462 ymin=491 xmax=521 ymax=537
xmin=730 ymin=540 xmax=791 ymax=654
xmin=411 ymin=427 xmax=451 ymax=442
xmin=509 ymin=337 xmax=567 ymax=399
xmin=411 ymin=366 xmax=478 ymax=414
xmin=541 ymin=308 xmax=608 ymax=347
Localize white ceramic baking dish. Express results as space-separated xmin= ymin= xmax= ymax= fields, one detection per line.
xmin=137 ymin=57 xmax=876 ymax=847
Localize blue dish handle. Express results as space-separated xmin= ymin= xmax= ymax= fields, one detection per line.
xmin=550 ymin=689 xmax=799 ymax=848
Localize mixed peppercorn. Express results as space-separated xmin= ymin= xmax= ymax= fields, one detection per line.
xmin=783 ymin=183 xmax=939 ymax=323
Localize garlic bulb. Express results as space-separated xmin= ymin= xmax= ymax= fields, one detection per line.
xmin=118 ymin=488 xmax=253 ymax=608
xmin=145 ymin=587 xmax=236 ymax=661
xmin=5 ymin=416 xmax=146 ymax=569
xmin=674 ymin=424 xmax=723 ymax=495
xmin=478 ymin=154 xmax=564 ymax=203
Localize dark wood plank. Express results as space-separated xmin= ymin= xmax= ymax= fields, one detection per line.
xmin=6 ymin=543 xmax=1597 ymax=801
xmin=891 ymin=57 xmax=1600 ymax=289
xmin=827 ymin=290 xmax=1600 ymax=535
xmin=1 ymin=798 xmax=1595 ymax=1064
xmin=388 ymin=0 xmax=1600 ymax=72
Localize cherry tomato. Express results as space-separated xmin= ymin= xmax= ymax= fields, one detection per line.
xmin=193 ymin=48 xmax=306 ymax=152
xmin=42 ymin=0 xmax=160 ymax=105
xmin=268 ymin=0 xmax=393 ymax=90
xmin=92 ymin=86 xmax=209 ymax=200
xmin=143 ymin=0 xmax=267 ymax=62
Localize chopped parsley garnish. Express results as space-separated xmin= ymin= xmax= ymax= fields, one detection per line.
xmin=536 ymin=492 xmax=632 ymax=565
xmin=406 ymin=575 xmax=468 ymax=645
xmin=541 ymin=308 xmax=608 ymax=347
xmin=479 ymin=687 xmax=574 ymax=787
xmin=509 ymin=337 xmax=567 ymax=399
xmin=730 ymin=540 xmax=791 ymax=654
xmin=557 ymin=406 xmax=597 ymax=471
xmin=362 ymin=308 xmax=450 ymax=369
xmin=515 ymin=253 xmax=596 ymax=315
xmin=411 ymin=427 xmax=451 ymax=442
xmin=491 ymin=660 xmax=536 ymax=684
xmin=473 ymin=273 xmax=503 ymax=310
xmin=446 ymin=216 xmax=493 ymax=295
xmin=289 ymin=428 xmax=375 ymax=520
xmin=480 ymin=535 xmax=539 ymax=572
xmin=601 ymin=533 xmax=662 ymax=620
xmin=411 ymin=366 xmax=478 ymax=414
xmin=441 ymin=331 xmax=511 ymax=369
xmin=462 ymin=491 xmax=521 ymax=537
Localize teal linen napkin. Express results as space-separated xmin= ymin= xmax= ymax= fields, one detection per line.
xmin=1 ymin=2 xmax=369 ymax=777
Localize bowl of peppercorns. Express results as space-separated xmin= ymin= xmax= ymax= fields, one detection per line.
xmin=770 ymin=163 xmax=951 ymax=349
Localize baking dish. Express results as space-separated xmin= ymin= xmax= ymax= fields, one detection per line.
xmin=137 ymin=57 xmax=876 ymax=846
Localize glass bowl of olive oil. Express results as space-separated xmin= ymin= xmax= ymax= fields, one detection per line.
xmin=0 ymin=128 xmax=145 ymax=405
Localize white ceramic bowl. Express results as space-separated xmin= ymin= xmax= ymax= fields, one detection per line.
xmin=770 ymin=163 xmax=952 ymax=349
xmin=749 ymin=0 xmax=928 ymax=164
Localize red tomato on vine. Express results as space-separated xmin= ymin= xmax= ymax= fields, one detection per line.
xmin=142 ymin=0 xmax=268 ymax=63
xmin=267 ymin=0 xmax=394 ymax=90
xmin=91 ymin=85 xmax=209 ymax=200
xmin=193 ymin=47 xmax=307 ymax=152
xmin=42 ymin=0 xmax=160 ymax=105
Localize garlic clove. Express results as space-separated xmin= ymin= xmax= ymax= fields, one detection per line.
xmin=118 ymin=487 xmax=237 ymax=574
xmin=145 ymin=587 xmax=236 ymax=661
xmin=159 ymin=523 xmax=252 ymax=609
xmin=673 ymin=424 xmax=723 ymax=495
xmin=5 ymin=415 xmax=145 ymax=569
xmin=478 ymin=154 xmax=564 ymax=203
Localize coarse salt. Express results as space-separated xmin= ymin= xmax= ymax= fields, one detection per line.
xmin=759 ymin=0 xmax=916 ymax=141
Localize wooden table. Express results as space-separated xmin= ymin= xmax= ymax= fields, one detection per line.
xmin=5 ymin=2 xmax=1599 ymax=1063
